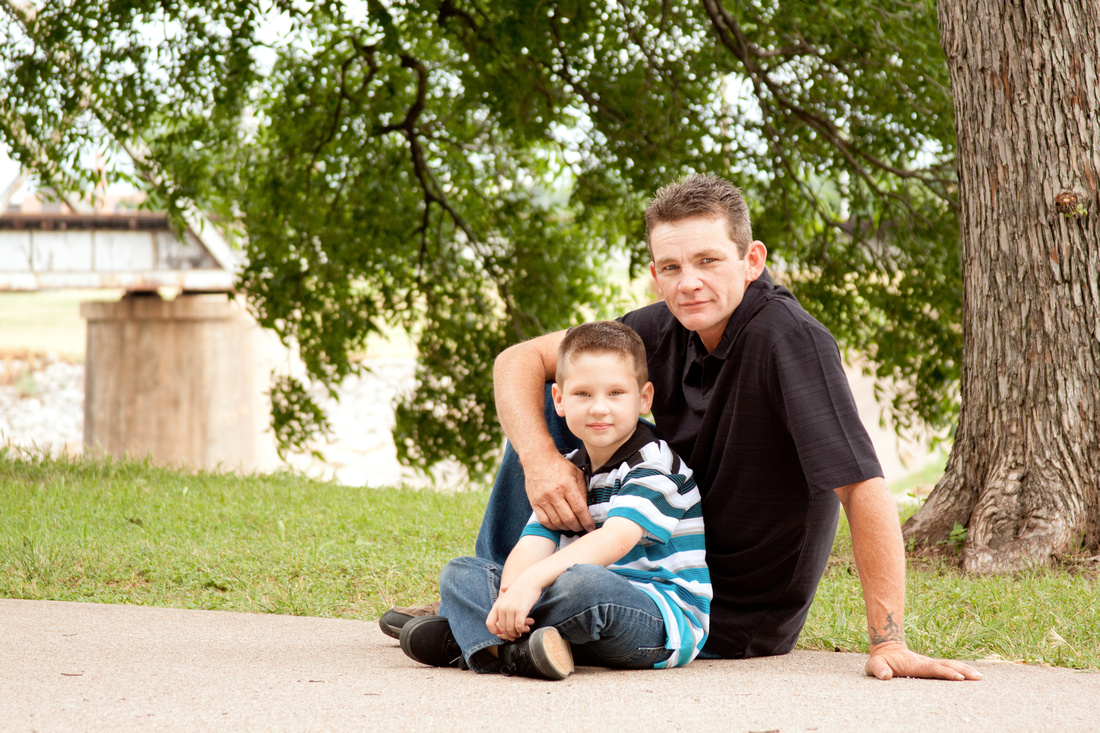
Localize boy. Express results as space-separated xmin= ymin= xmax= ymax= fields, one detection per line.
xmin=398 ymin=321 xmax=711 ymax=680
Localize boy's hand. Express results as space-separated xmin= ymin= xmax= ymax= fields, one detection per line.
xmin=486 ymin=579 xmax=543 ymax=641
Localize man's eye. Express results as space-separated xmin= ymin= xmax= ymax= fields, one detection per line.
xmin=701 ymin=258 xmax=717 ymax=264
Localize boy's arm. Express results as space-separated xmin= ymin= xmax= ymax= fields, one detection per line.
xmin=487 ymin=517 xmax=645 ymax=641
xmin=500 ymin=534 xmax=558 ymax=589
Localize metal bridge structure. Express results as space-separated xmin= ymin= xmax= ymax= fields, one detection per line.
xmin=1 ymin=182 xmax=239 ymax=294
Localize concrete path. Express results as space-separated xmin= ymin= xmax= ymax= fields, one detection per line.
xmin=2 ymin=598 xmax=1097 ymax=732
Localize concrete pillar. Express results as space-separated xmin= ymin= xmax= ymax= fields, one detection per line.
xmin=81 ymin=293 xmax=281 ymax=472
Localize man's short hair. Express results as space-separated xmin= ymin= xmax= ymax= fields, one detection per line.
xmin=644 ymin=174 xmax=753 ymax=257
xmin=557 ymin=321 xmax=648 ymax=386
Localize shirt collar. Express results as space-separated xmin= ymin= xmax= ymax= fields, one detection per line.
xmin=568 ymin=421 xmax=659 ymax=477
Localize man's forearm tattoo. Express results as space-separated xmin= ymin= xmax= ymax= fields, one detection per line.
xmin=869 ymin=612 xmax=904 ymax=645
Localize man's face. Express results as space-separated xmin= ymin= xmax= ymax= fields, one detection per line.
xmin=552 ymin=352 xmax=654 ymax=469
xmin=648 ymin=215 xmax=766 ymax=352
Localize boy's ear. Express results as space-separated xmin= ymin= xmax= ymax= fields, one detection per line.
xmin=551 ymin=382 xmax=566 ymax=417
xmin=640 ymin=381 xmax=654 ymax=416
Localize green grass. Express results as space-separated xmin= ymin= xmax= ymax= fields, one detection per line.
xmin=0 ymin=446 xmax=483 ymax=618
xmin=801 ymin=511 xmax=1099 ymax=670
xmin=2 ymin=446 xmax=1096 ymax=670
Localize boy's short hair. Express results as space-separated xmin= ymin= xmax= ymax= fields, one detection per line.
xmin=644 ymin=174 xmax=753 ymax=258
xmin=557 ymin=321 xmax=648 ymax=386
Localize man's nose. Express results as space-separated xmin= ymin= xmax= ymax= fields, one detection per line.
xmin=677 ymin=267 xmax=702 ymax=290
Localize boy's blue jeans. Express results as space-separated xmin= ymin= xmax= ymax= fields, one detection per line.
xmin=439 ymin=558 xmax=672 ymax=672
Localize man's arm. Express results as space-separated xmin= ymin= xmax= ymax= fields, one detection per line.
xmin=494 ymin=332 xmax=593 ymax=533
xmin=486 ymin=517 xmax=645 ymax=640
xmin=836 ymin=477 xmax=982 ymax=681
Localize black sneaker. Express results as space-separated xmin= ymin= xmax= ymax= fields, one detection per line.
xmin=499 ymin=627 xmax=574 ymax=680
xmin=379 ymin=600 xmax=441 ymax=639
xmin=399 ymin=615 xmax=465 ymax=669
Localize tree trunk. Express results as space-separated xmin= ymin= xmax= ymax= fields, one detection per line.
xmin=902 ymin=0 xmax=1100 ymax=573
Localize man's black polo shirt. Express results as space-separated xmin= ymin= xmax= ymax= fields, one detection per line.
xmin=620 ymin=270 xmax=882 ymax=658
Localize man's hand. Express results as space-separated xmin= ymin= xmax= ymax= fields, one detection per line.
xmin=866 ymin=641 xmax=983 ymax=681
xmin=836 ymin=478 xmax=981 ymax=682
xmin=486 ymin=578 xmax=543 ymax=641
xmin=523 ymin=452 xmax=593 ymax=533
xmin=494 ymin=331 xmax=589 ymax=531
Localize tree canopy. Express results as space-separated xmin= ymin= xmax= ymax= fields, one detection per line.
xmin=0 ymin=0 xmax=960 ymax=477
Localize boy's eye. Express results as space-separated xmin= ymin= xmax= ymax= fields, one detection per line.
xmin=609 ymin=390 xmax=624 ymax=397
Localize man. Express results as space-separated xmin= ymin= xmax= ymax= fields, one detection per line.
xmin=389 ymin=174 xmax=980 ymax=681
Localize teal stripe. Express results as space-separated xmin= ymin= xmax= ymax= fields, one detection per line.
xmin=672 ymin=586 xmax=712 ymax=615
xmin=673 ymin=605 xmax=695 ymax=667
xmin=668 ymin=533 xmax=706 ymax=551
xmin=606 ymin=507 xmax=671 ymax=543
xmin=587 ymin=483 xmax=620 ymax=505
xmin=620 ymin=546 xmax=705 ymax=569
xmin=520 ymin=523 xmax=560 ymax=543
xmin=645 ymin=587 xmax=703 ymax=669
xmin=612 ymin=567 xmax=658 ymax=584
xmin=613 ymin=484 xmax=680 ymax=519
xmin=626 ymin=466 xmax=696 ymax=497
xmin=675 ymin=566 xmax=712 ymax=584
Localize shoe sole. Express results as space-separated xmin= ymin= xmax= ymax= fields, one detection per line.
xmin=529 ymin=627 xmax=574 ymax=680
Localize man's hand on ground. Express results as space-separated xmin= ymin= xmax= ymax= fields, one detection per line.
xmin=866 ymin=641 xmax=983 ymax=681
xmin=524 ymin=453 xmax=592 ymax=533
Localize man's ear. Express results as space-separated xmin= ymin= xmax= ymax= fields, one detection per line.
xmin=640 ymin=381 xmax=654 ymax=416
xmin=746 ymin=240 xmax=768 ymax=280
xmin=551 ymin=382 xmax=566 ymax=417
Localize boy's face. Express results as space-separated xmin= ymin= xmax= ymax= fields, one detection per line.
xmin=552 ymin=351 xmax=654 ymax=469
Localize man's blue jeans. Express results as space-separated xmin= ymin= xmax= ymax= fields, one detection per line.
xmin=439 ymin=557 xmax=672 ymax=672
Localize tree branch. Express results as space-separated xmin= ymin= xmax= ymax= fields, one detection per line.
xmin=371 ymin=51 xmax=525 ymax=333
xmin=702 ymin=0 xmax=955 ymax=209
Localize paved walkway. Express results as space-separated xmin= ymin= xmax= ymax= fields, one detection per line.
xmin=2 ymin=598 xmax=1097 ymax=732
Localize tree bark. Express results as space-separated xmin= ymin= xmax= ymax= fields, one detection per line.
xmin=902 ymin=0 xmax=1100 ymax=573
